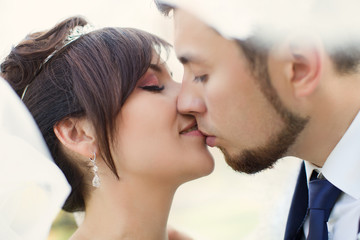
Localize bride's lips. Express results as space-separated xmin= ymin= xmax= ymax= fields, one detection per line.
xmin=182 ymin=129 xmax=205 ymax=136
xmin=180 ymin=121 xmax=205 ymax=137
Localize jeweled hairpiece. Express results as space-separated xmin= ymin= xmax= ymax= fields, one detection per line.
xmin=21 ymin=24 xmax=94 ymax=101
xmin=41 ymin=24 xmax=94 ymax=71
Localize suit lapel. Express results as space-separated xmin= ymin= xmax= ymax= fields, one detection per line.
xmin=284 ymin=162 xmax=308 ymax=240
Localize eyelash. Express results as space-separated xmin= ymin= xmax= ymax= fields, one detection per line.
xmin=194 ymin=74 xmax=208 ymax=82
xmin=140 ymin=85 xmax=165 ymax=92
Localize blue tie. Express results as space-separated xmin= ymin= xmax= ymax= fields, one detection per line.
xmin=307 ymin=173 xmax=341 ymax=240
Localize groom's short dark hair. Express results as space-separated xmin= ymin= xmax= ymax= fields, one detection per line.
xmin=154 ymin=0 xmax=173 ymax=16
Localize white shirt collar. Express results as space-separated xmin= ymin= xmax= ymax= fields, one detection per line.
xmin=304 ymin=161 xmax=320 ymax=183
xmin=305 ymin=111 xmax=360 ymax=199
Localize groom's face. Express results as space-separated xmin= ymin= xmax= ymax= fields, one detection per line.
xmin=173 ymin=9 xmax=308 ymax=173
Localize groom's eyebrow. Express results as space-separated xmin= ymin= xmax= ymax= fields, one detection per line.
xmin=178 ymin=54 xmax=205 ymax=65
xmin=149 ymin=64 xmax=162 ymax=73
xmin=179 ymin=56 xmax=190 ymax=64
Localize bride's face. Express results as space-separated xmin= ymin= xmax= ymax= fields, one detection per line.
xmin=111 ymin=59 xmax=214 ymax=184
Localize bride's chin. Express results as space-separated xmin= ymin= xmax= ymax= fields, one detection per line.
xmin=200 ymin=160 xmax=215 ymax=178
xmin=185 ymin=158 xmax=215 ymax=182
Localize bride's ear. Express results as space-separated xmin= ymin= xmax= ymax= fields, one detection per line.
xmin=54 ymin=117 xmax=97 ymax=157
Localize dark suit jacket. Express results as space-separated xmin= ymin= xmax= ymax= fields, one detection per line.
xmin=284 ymin=162 xmax=308 ymax=240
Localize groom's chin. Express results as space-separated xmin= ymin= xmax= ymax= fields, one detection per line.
xmin=219 ymin=147 xmax=278 ymax=174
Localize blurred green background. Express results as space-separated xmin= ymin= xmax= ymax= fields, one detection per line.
xmin=48 ymin=211 xmax=76 ymax=240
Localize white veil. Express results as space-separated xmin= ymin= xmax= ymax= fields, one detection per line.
xmin=159 ymin=0 xmax=360 ymax=45
xmin=0 ymin=78 xmax=71 ymax=240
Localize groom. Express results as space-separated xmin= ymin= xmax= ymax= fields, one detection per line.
xmin=156 ymin=0 xmax=360 ymax=239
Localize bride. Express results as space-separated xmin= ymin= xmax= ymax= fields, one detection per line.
xmin=1 ymin=16 xmax=214 ymax=240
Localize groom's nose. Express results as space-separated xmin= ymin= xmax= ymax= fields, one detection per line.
xmin=177 ymin=79 xmax=206 ymax=116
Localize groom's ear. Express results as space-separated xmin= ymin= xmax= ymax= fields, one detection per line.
xmin=278 ymin=34 xmax=323 ymax=99
xmin=54 ymin=117 xmax=97 ymax=158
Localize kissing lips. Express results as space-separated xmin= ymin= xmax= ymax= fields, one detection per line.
xmin=180 ymin=122 xmax=205 ymax=137
xmin=181 ymin=124 xmax=197 ymax=134
xmin=205 ymin=136 xmax=216 ymax=147
xmin=197 ymin=129 xmax=216 ymax=147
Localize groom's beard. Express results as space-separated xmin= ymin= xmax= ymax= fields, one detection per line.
xmin=220 ymin=113 xmax=307 ymax=174
xmin=220 ymin=68 xmax=309 ymax=174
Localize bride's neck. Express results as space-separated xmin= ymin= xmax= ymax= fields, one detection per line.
xmin=71 ymin=176 xmax=177 ymax=240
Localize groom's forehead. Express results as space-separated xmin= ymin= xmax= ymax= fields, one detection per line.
xmin=173 ymin=10 xmax=225 ymax=66
xmin=159 ymin=0 xmax=257 ymax=40
xmin=173 ymin=9 xmax=221 ymax=46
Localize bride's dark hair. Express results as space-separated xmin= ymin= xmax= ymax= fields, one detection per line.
xmin=1 ymin=16 xmax=170 ymax=212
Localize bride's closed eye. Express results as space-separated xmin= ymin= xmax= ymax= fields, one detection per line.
xmin=140 ymin=85 xmax=165 ymax=92
xmin=138 ymin=73 xmax=165 ymax=92
xmin=138 ymin=64 xmax=166 ymax=92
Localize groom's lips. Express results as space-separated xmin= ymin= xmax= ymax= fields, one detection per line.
xmin=205 ymin=136 xmax=216 ymax=147
xmin=199 ymin=130 xmax=216 ymax=147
